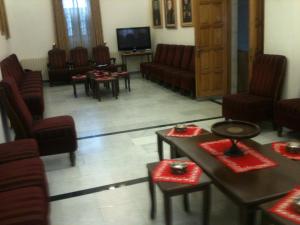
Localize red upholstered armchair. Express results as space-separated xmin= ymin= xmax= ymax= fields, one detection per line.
xmin=92 ymin=45 xmax=121 ymax=72
xmin=48 ymin=48 xmax=71 ymax=86
xmin=0 ymin=77 xmax=78 ymax=166
xmin=70 ymin=46 xmax=93 ymax=74
xmin=223 ymin=54 xmax=287 ymax=123
xmin=140 ymin=44 xmax=163 ymax=79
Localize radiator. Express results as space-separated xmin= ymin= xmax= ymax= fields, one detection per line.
xmin=20 ymin=58 xmax=48 ymax=80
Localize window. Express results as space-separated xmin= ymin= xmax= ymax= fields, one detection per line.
xmin=62 ymin=0 xmax=89 ymax=37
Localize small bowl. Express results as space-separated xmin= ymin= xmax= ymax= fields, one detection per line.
xmin=293 ymin=196 xmax=300 ymax=214
xmin=286 ymin=142 xmax=300 ymax=154
xmin=170 ymin=162 xmax=188 ymax=175
xmin=175 ymin=124 xmax=187 ymax=133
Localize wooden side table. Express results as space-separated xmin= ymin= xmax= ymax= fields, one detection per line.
xmin=147 ymin=158 xmax=212 ymax=225
xmin=71 ymin=75 xmax=89 ymax=98
xmin=156 ymin=127 xmax=209 ymax=161
xmin=93 ymin=76 xmax=119 ymax=101
xmin=260 ymin=200 xmax=296 ymax=225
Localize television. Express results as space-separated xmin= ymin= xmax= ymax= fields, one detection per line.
xmin=116 ymin=26 xmax=151 ymax=51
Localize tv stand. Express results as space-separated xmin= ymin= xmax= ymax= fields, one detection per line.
xmin=121 ymin=50 xmax=153 ymax=75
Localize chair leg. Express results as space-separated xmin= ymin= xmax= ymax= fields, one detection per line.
xmin=164 ymin=195 xmax=172 ymax=225
xmin=183 ymin=194 xmax=190 ymax=212
xmin=70 ymin=152 xmax=76 ymax=167
xmin=202 ymin=186 xmax=211 ymax=225
xmin=148 ymin=171 xmax=156 ymax=219
xmin=277 ymin=126 xmax=283 ymax=137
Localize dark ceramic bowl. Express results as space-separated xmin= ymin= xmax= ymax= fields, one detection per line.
xmin=170 ymin=162 xmax=188 ymax=175
xmin=286 ymin=142 xmax=300 ymax=154
xmin=293 ymin=196 xmax=300 ymax=214
xmin=175 ymin=124 xmax=187 ymax=133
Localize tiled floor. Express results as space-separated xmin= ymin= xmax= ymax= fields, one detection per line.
xmin=39 ymin=74 xmax=294 ymax=225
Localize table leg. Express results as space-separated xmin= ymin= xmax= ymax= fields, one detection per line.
xmin=128 ymin=74 xmax=131 ymax=92
xmin=183 ymin=194 xmax=190 ymax=212
xmin=164 ymin=195 xmax=172 ymax=225
xmin=261 ymin=213 xmax=272 ymax=225
xmin=157 ymin=135 xmax=163 ymax=161
xmin=96 ymin=81 xmax=101 ymax=101
xmin=148 ymin=171 xmax=156 ymax=219
xmin=239 ymin=206 xmax=256 ymax=225
xmin=72 ymin=81 xmax=77 ymax=98
xmin=202 ymin=186 xmax=211 ymax=225
xmin=84 ymin=79 xmax=89 ymax=96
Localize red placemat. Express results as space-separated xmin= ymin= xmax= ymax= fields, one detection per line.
xmin=272 ymin=142 xmax=300 ymax=160
xmin=167 ymin=126 xmax=202 ymax=138
xmin=199 ymin=139 xmax=277 ymax=173
xmin=269 ymin=187 xmax=300 ymax=224
xmin=152 ymin=159 xmax=202 ymax=185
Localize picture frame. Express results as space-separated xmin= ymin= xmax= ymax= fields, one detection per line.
xmin=164 ymin=0 xmax=177 ymax=28
xmin=180 ymin=0 xmax=193 ymax=27
xmin=152 ymin=0 xmax=163 ymax=28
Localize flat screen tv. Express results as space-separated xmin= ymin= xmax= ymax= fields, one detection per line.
xmin=116 ymin=26 xmax=151 ymax=51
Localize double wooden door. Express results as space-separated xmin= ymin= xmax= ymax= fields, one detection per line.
xmin=193 ymin=0 xmax=264 ymax=97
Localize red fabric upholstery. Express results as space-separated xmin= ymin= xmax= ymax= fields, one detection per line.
xmin=140 ymin=44 xmax=163 ymax=78
xmin=0 ymin=187 xmax=48 ymax=225
xmin=0 ymin=139 xmax=39 ymax=164
xmin=0 ymin=158 xmax=48 ymax=197
xmin=275 ymin=98 xmax=300 ymax=132
xmin=0 ymin=77 xmax=78 ymax=162
xmin=32 ymin=116 xmax=77 ymax=156
xmin=70 ymin=47 xmax=93 ymax=74
xmin=92 ymin=45 xmax=117 ymax=72
xmin=222 ymin=54 xmax=287 ymax=123
xmin=48 ymin=48 xmax=70 ymax=85
xmin=1 ymin=54 xmax=44 ymax=118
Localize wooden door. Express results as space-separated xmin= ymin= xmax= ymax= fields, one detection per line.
xmin=194 ymin=0 xmax=230 ymax=97
xmin=248 ymin=0 xmax=264 ymax=79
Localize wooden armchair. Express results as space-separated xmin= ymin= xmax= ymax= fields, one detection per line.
xmin=70 ymin=46 xmax=93 ymax=75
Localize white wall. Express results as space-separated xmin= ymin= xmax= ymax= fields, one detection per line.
xmin=264 ymin=0 xmax=300 ymax=99
xmin=0 ymin=35 xmax=10 ymax=61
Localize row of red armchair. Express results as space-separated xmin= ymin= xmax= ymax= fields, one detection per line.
xmin=0 ymin=139 xmax=49 ymax=225
xmin=0 ymin=53 xmax=78 ymax=166
xmin=140 ymin=44 xmax=195 ymax=96
xmin=48 ymin=45 xmax=121 ymax=86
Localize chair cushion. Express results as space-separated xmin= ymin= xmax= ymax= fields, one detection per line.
xmin=0 ymin=187 xmax=48 ymax=225
xmin=0 ymin=158 xmax=48 ymax=197
xmin=32 ymin=116 xmax=77 ymax=156
xmin=223 ymin=94 xmax=273 ymax=122
xmin=275 ymin=98 xmax=300 ymax=131
xmin=0 ymin=139 xmax=39 ymax=164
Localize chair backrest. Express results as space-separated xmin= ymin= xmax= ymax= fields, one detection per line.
xmin=188 ymin=47 xmax=195 ymax=72
xmin=48 ymin=48 xmax=67 ymax=69
xmin=92 ymin=45 xmax=111 ymax=65
xmin=180 ymin=46 xmax=193 ymax=70
xmin=153 ymin=44 xmax=163 ymax=63
xmin=0 ymin=54 xmax=25 ymax=87
xmin=0 ymin=77 xmax=33 ymax=138
xmin=172 ymin=45 xmax=184 ymax=68
xmin=158 ymin=44 xmax=169 ymax=64
xmin=165 ymin=45 xmax=176 ymax=66
xmin=249 ymin=54 xmax=287 ymax=100
xmin=70 ymin=47 xmax=89 ymax=67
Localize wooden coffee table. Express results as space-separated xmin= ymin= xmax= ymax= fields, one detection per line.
xmin=155 ymin=132 xmax=300 ymax=225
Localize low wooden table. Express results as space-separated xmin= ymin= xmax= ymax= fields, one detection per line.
xmin=147 ymin=157 xmax=212 ymax=225
xmin=155 ymin=130 xmax=300 ymax=225
xmin=155 ymin=127 xmax=209 ymax=160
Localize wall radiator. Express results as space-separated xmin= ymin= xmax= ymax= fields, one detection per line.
xmin=20 ymin=58 xmax=48 ymax=81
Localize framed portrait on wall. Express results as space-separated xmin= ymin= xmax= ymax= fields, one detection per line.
xmin=180 ymin=0 xmax=193 ymax=27
xmin=152 ymin=0 xmax=163 ymax=28
xmin=164 ymin=0 xmax=177 ymax=28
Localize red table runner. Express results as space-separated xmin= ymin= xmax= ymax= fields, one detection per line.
xmin=269 ymin=187 xmax=300 ymax=224
xmin=199 ymin=139 xmax=277 ymax=173
xmin=167 ymin=126 xmax=202 ymax=138
xmin=272 ymin=142 xmax=300 ymax=160
xmin=152 ymin=159 xmax=202 ymax=185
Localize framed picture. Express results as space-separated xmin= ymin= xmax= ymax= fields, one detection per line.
xmin=180 ymin=0 xmax=193 ymax=27
xmin=152 ymin=0 xmax=163 ymax=28
xmin=164 ymin=0 xmax=177 ymax=28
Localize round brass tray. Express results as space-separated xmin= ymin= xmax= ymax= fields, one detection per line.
xmin=211 ymin=120 xmax=261 ymax=157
